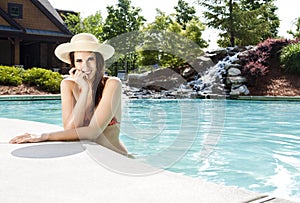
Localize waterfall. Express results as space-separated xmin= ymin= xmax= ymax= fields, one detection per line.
xmin=186 ymin=47 xmax=249 ymax=98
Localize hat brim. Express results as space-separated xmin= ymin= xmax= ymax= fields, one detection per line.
xmin=54 ymin=41 xmax=115 ymax=64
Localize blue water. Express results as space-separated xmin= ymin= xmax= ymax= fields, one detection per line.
xmin=0 ymin=100 xmax=62 ymax=125
xmin=1 ymin=99 xmax=300 ymax=201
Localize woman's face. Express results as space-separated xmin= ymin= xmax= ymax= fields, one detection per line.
xmin=74 ymin=51 xmax=97 ymax=81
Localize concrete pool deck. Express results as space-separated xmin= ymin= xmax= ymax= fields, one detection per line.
xmin=0 ymin=118 xmax=297 ymax=203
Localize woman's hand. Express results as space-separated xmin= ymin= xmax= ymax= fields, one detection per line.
xmin=69 ymin=68 xmax=90 ymax=91
xmin=9 ymin=133 xmax=47 ymax=144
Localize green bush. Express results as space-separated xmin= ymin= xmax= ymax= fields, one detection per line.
xmin=0 ymin=66 xmax=24 ymax=86
xmin=280 ymin=43 xmax=300 ymax=74
xmin=22 ymin=67 xmax=63 ymax=93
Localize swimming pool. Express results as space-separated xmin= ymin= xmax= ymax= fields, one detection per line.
xmin=1 ymin=99 xmax=299 ymax=201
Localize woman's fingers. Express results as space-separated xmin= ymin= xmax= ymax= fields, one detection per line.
xmin=69 ymin=67 xmax=77 ymax=77
xmin=82 ymin=72 xmax=88 ymax=80
xmin=68 ymin=68 xmax=89 ymax=90
xmin=10 ymin=134 xmax=25 ymax=143
xmin=9 ymin=133 xmax=42 ymax=144
xmin=75 ymin=72 xmax=89 ymax=88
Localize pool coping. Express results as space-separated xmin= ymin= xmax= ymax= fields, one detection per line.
xmin=0 ymin=94 xmax=61 ymax=101
xmin=1 ymin=94 xmax=300 ymax=101
xmin=235 ymin=95 xmax=300 ymax=101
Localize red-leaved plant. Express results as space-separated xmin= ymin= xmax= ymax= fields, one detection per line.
xmin=238 ymin=38 xmax=298 ymax=85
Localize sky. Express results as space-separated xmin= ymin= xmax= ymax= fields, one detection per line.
xmin=48 ymin=0 xmax=299 ymax=49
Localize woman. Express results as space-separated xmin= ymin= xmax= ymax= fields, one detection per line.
xmin=10 ymin=33 xmax=129 ymax=156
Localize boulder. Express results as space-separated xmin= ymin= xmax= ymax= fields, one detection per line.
xmin=228 ymin=67 xmax=242 ymax=76
xmin=128 ymin=55 xmax=216 ymax=91
xmin=191 ymin=55 xmax=215 ymax=74
xmin=226 ymin=76 xmax=247 ymax=85
xmin=127 ymin=68 xmax=186 ymax=90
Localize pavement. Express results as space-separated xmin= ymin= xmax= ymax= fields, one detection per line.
xmin=0 ymin=118 xmax=297 ymax=203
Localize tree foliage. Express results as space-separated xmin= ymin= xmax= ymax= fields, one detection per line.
xmin=183 ymin=19 xmax=208 ymax=48
xmin=63 ymin=11 xmax=104 ymax=40
xmin=174 ymin=0 xmax=197 ymax=30
xmin=240 ymin=0 xmax=279 ymax=39
xmin=102 ymin=0 xmax=146 ymax=75
xmin=62 ymin=12 xmax=82 ymax=34
xmin=288 ymin=17 xmax=300 ymax=39
xmin=103 ymin=0 xmax=145 ymax=40
xmin=138 ymin=9 xmax=207 ymax=68
xmin=139 ymin=10 xmax=182 ymax=67
xmin=280 ymin=42 xmax=300 ymax=74
xmin=198 ymin=0 xmax=280 ymax=47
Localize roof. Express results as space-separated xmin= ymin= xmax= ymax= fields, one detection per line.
xmin=37 ymin=0 xmax=66 ymax=25
xmin=0 ymin=0 xmax=72 ymax=38
xmin=30 ymin=0 xmax=72 ymax=35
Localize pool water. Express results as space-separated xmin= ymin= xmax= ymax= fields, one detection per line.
xmin=1 ymin=99 xmax=299 ymax=201
xmin=0 ymin=100 xmax=62 ymax=125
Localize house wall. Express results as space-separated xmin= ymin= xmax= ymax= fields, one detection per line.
xmin=1 ymin=0 xmax=60 ymax=32
xmin=0 ymin=16 xmax=10 ymax=26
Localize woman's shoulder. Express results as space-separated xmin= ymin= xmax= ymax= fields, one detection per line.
xmin=62 ymin=76 xmax=75 ymax=82
xmin=102 ymin=76 xmax=122 ymax=92
xmin=105 ymin=76 xmax=122 ymax=85
xmin=61 ymin=77 xmax=76 ymax=88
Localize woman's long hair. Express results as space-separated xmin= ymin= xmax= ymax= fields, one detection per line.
xmin=69 ymin=52 xmax=107 ymax=108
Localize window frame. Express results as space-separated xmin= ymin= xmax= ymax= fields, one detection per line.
xmin=8 ymin=3 xmax=23 ymax=19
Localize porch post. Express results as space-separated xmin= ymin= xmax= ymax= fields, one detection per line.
xmin=14 ymin=37 xmax=20 ymax=65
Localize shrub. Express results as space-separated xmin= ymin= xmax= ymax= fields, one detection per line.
xmin=238 ymin=38 xmax=300 ymax=83
xmin=23 ymin=68 xmax=63 ymax=93
xmin=0 ymin=66 xmax=24 ymax=86
xmin=242 ymin=62 xmax=269 ymax=78
xmin=280 ymin=43 xmax=300 ymax=74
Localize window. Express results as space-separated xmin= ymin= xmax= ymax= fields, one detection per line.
xmin=8 ymin=3 xmax=23 ymax=19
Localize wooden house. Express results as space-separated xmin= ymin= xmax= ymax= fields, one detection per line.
xmin=0 ymin=0 xmax=72 ymax=70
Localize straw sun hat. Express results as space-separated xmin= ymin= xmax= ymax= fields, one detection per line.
xmin=54 ymin=33 xmax=115 ymax=64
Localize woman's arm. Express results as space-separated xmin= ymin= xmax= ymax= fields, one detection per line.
xmin=9 ymin=77 xmax=122 ymax=144
xmin=89 ymin=77 xmax=122 ymax=133
xmin=9 ymin=127 xmax=99 ymax=144
xmin=61 ymin=79 xmax=90 ymax=129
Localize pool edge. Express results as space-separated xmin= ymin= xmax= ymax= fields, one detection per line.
xmin=234 ymin=95 xmax=300 ymax=101
xmin=1 ymin=94 xmax=300 ymax=101
xmin=0 ymin=94 xmax=61 ymax=101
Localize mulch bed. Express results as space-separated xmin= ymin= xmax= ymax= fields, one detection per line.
xmin=0 ymin=84 xmax=50 ymax=95
xmin=247 ymin=67 xmax=300 ymax=96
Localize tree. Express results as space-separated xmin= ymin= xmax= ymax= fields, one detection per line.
xmin=220 ymin=3 xmax=274 ymax=46
xmin=184 ymin=19 xmax=208 ymax=48
xmin=63 ymin=11 xmax=104 ymax=40
xmin=174 ymin=0 xmax=197 ymax=30
xmin=139 ymin=10 xmax=181 ymax=68
xmin=103 ymin=0 xmax=145 ymax=40
xmin=81 ymin=12 xmax=104 ymax=40
xmin=288 ymin=17 xmax=300 ymax=39
xmin=240 ymin=0 xmax=279 ymax=39
xmin=62 ymin=12 xmax=82 ymax=34
xmin=198 ymin=0 xmax=280 ymax=47
xmin=138 ymin=9 xmax=206 ymax=68
xmin=102 ymin=0 xmax=146 ymax=75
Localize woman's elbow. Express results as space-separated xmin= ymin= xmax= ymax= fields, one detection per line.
xmin=76 ymin=126 xmax=101 ymax=141
xmin=63 ymin=122 xmax=76 ymax=130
